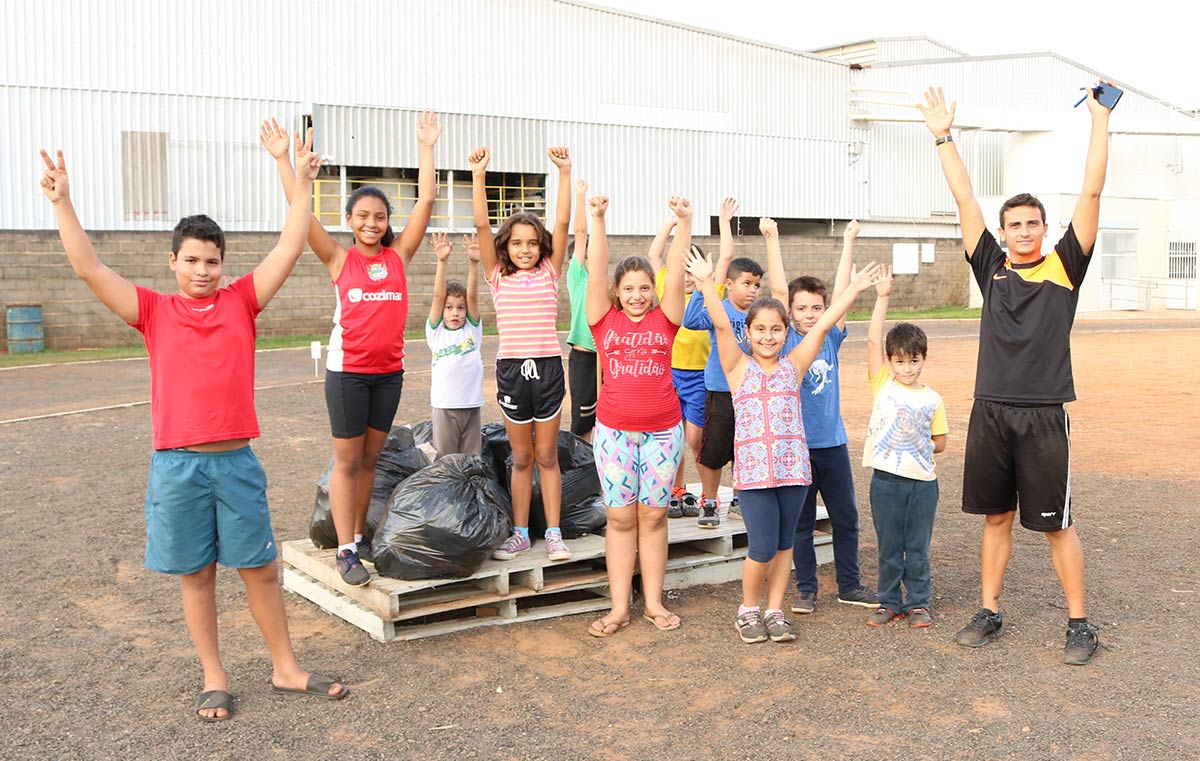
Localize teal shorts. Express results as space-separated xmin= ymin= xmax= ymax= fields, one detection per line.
xmin=143 ymin=446 xmax=277 ymax=575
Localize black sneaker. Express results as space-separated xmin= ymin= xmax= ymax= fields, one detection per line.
xmin=1063 ymin=622 xmax=1099 ymax=665
xmin=791 ymin=591 xmax=817 ymax=614
xmin=836 ymin=586 xmax=879 ymax=608
xmin=698 ymin=498 xmax=720 ymax=529
xmin=955 ymin=608 xmax=1004 ymax=647
xmin=356 ymin=536 xmax=373 ymax=564
xmin=336 ymin=549 xmax=371 ymax=587
xmin=680 ymin=492 xmax=700 ymax=518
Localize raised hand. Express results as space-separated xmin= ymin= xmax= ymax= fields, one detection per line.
xmin=259 ymin=118 xmax=291 ymax=159
xmin=1085 ymin=80 xmax=1117 ymax=116
xmin=844 ymin=219 xmax=861 ymax=241
xmin=589 ymin=195 xmax=609 ymax=218
xmin=39 ymin=149 xmax=69 ymax=204
xmin=668 ymin=196 xmax=692 ymax=220
xmin=917 ymin=86 xmax=956 ymax=138
xmin=848 ymin=261 xmax=885 ymax=293
xmin=417 ymin=111 xmax=443 ymax=147
xmin=468 ymin=146 xmax=490 ymax=173
xmin=576 ymin=178 xmax=588 ymax=194
xmin=719 ymin=197 xmax=740 ymax=223
xmin=759 ymin=217 xmax=778 ymax=239
xmin=463 ymin=232 xmax=480 ymax=263
xmin=874 ymin=264 xmax=894 ymax=296
xmin=293 ymin=127 xmax=322 ymax=181
xmin=684 ymin=247 xmax=714 ymax=283
xmin=547 ymin=146 xmax=571 ymax=170
xmin=431 ymin=231 xmax=453 ymax=261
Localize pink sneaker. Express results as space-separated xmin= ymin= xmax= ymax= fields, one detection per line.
xmin=544 ymin=532 xmax=572 ymax=561
xmin=493 ymin=532 xmax=532 ymax=560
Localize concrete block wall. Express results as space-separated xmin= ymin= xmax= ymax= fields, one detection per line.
xmin=1 ymin=230 xmax=968 ymax=351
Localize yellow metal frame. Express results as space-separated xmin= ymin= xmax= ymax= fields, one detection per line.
xmin=314 ymin=175 xmax=547 ymax=231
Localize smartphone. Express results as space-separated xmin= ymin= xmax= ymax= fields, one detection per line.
xmin=1094 ymin=83 xmax=1123 ymax=110
xmin=1075 ymin=84 xmax=1123 ymax=110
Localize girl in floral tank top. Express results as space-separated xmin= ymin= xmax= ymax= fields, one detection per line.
xmin=686 ymin=248 xmax=884 ymax=645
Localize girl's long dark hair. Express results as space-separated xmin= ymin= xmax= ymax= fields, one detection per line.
xmin=345 ymin=186 xmax=396 ymax=248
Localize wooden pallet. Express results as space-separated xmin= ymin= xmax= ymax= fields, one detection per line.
xmin=283 ymin=507 xmax=833 ymax=641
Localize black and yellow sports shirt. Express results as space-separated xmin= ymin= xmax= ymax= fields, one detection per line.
xmin=968 ymin=224 xmax=1093 ymax=404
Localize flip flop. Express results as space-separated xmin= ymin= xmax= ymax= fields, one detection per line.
xmin=588 ymin=618 xmax=630 ymax=638
xmin=269 ymin=673 xmax=349 ymax=700
xmin=642 ymin=612 xmax=682 ymax=631
xmin=195 ymin=689 xmax=233 ymax=722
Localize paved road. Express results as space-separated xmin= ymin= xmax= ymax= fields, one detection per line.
xmin=3 ymin=315 xmax=1198 ymax=422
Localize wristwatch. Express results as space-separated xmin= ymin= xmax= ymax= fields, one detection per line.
xmin=935 ymin=135 xmax=953 ymax=146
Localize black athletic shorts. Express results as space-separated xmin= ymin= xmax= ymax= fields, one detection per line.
xmin=568 ymin=347 xmax=598 ymax=436
xmin=495 ymin=356 xmax=566 ymax=425
xmin=962 ymin=399 xmax=1072 ymax=532
xmin=325 ymin=369 xmax=405 ymax=439
xmin=698 ymin=390 xmax=735 ymax=469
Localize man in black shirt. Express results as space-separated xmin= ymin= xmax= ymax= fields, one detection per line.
xmin=918 ymin=84 xmax=1113 ymax=665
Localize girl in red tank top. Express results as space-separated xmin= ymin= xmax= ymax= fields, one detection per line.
xmin=261 ymin=113 xmax=443 ymax=587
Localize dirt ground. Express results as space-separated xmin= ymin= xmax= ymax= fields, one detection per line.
xmin=1 ymin=317 xmax=1198 ymax=760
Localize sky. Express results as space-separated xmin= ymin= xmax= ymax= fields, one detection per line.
xmin=586 ymin=0 xmax=1197 ymax=111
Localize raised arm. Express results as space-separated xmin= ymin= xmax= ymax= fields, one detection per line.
xmin=468 ymin=147 xmax=499 ymax=281
xmin=866 ymin=265 xmax=894 ymax=378
xmin=760 ymin=217 xmax=787 ymax=303
xmin=39 ymin=150 xmax=138 ymax=324
xmin=831 ymin=220 xmax=860 ymax=330
xmin=789 ymin=261 xmax=883 ymax=375
xmin=259 ymin=118 xmax=342 ymax=269
xmin=253 ymin=129 xmax=323 ymax=309
xmin=547 ymin=146 xmax=573 ymax=275
xmin=661 ymin=197 xmax=692 ymax=325
xmin=585 ymin=195 xmax=611 ymax=326
xmin=715 ymin=197 xmax=739 ymax=283
xmin=572 ymin=178 xmax=589 ymax=268
xmin=646 ymin=213 xmax=677 ymax=273
xmin=394 ymin=112 xmax=443 ymax=267
xmin=1072 ymin=83 xmax=1114 ymax=254
xmin=918 ymin=87 xmax=986 ymax=257
xmin=428 ymin=232 xmax=452 ymax=325
xmin=465 ymin=233 xmax=481 ymax=321
xmin=685 ymin=249 xmax=746 ymax=385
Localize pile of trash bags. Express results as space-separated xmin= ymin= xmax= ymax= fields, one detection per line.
xmin=309 ymin=421 xmax=606 ymax=581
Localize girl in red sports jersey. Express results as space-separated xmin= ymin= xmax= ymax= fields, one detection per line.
xmin=262 ymin=113 xmax=442 ymax=587
xmin=584 ymin=194 xmax=690 ymax=637
xmin=468 ymin=145 xmax=573 ymax=563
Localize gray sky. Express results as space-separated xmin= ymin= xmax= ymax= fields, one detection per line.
xmin=586 ymin=0 xmax=1196 ymax=111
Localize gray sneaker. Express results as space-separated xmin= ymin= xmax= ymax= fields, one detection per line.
xmin=907 ymin=608 xmax=933 ymax=628
xmin=735 ymin=609 xmax=768 ymax=644
xmin=1063 ymin=622 xmax=1099 ymax=665
xmin=866 ymin=607 xmax=903 ymax=627
xmin=837 ymin=586 xmax=880 ymax=608
xmin=336 ymin=549 xmax=371 ymax=587
xmin=764 ymin=610 xmax=796 ymax=642
xmin=698 ymin=498 xmax=720 ymax=529
xmin=680 ymin=492 xmax=700 ymax=518
xmin=791 ymin=591 xmax=817 ymax=614
xmin=955 ymin=608 xmax=1004 ymax=647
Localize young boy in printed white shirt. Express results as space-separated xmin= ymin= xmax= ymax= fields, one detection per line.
xmin=862 ymin=267 xmax=948 ymax=629
xmin=426 ymin=232 xmax=484 ymax=458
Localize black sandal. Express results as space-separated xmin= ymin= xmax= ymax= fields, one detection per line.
xmin=195 ymin=689 xmax=233 ymax=722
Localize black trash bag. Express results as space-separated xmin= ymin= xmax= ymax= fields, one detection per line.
xmin=372 ymin=455 xmax=512 ymax=580
xmin=481 ymin=422 xmax=512 ymax=484
xmin=309 ymin=427 xmax=431 ymax=549
xmin=477 ymin=429 xmax=501 ymax=484
xmin=411 ymin=419 xmax=434 ymax=446
xmin=525 ymin=462 xmax=605 ymax=538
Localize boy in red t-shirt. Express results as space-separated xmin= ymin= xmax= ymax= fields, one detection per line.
xmin=38 ymin=130 xmax=347 ymax=722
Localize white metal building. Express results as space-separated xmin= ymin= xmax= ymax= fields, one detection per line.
xmin=3 ymin=1 xmax=1198 ymax=310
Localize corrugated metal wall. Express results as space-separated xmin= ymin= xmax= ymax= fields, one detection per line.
xmin=1 ymin=87 xmax=304 ymax=231
xmin=873 ymin=39 xmax=966 ymax=63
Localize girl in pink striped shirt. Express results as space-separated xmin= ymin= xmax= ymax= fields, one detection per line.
xmin=469 ymin=145 xmax=575 ymax=562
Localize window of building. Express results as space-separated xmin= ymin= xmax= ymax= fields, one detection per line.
xmin=121 ymin=131 xmax=168 ymax=221
xmin=1099 ymin=230 xmax=1139 ymax=280
xmin=1168 ymin=239 xmax=1197 ymax=279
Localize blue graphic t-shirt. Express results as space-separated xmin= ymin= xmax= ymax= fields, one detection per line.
xmin=792 ymin=325 xmax=849 ymax=448
xmin=683 ymin=289 xmax=748 ymax=393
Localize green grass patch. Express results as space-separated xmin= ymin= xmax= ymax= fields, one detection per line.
xmin=846 ymin=306 xmax=981 ymax=321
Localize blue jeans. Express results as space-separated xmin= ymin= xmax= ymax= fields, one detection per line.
xmin=792 ymin=445 xmax=863 ymax=595
xmin=869 ymin=470 xmax=939 ymax=613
